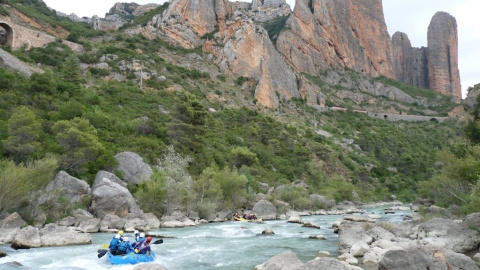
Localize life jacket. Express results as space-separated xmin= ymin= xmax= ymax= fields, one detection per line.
xmin=109 ymin=238 xmax=119 ymax=250
xmin=118 ymin=241 xmax=129 ymax=252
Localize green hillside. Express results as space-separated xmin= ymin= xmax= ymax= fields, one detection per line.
xmin=1 ymin=0 xmax=476 ymax=221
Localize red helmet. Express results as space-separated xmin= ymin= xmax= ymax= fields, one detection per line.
xmin=146 ymin=236 xmax=152 ymax=243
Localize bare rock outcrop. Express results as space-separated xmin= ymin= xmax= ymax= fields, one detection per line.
xmin=427 ymin=12 xmax=461 ymax=99
xmin=379 ymin=247 xmax=479 ymax=270
xmin=91 ymin=177 xmax=143 ymax=219
xmin=154 ymin=0 xmax=233 ymax=48
xmin=115 ymin=152 xmax=153 ymax=184
xmin=391 ymin=32 xmax=430 ymax=90
xmin=206 ymin=18 xmax=299 ymax=108
xmin=43 ymin=171 xmax=91 ymax=203
xmin=276 ymin=0 xmax=395 ymax=79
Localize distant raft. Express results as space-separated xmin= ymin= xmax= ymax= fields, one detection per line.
xmin=233 ymin=217 xmax=264 ymax=223
xmin=107 ymin=251 xmax=156 ymax=265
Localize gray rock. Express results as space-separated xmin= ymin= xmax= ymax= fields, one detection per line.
xmin=379 ymin=247 xmax=479 ymax=270
xmin=144 ymin=213 xmax=161 ymax=229
xmin=77 ymin=218 xmax=100 ymax=233
xmin=39 ymin=224 xmax=91 ymax=247
xmin=11 ymin=226 xmax=41 ymax=249
xmin=133 ymin=263 xmax=168 ymax=270
xmin=44 ymin=171 xmax=91 ymax=203
xmin=115 ymin=152 xmax=153 ymax=184
xmin=0 ymin=213 xmax=26 ymax=230
xmin=417 ymin=218 xmax=480 ymax=253
xmin=92 ymin=171 xmax=126 ymax=189
xmin=338 ymin=225 xmax=373 ymax=252
xmin=91 ymin=177 xmax=143 ymax=219
xmin=350 ymin=241 xmax=370 ymax=257
xmin=33 ymin=213 xmax=46 ymax=228
xmin=262 ymin=227 xmax=275 ymax=235
xmin=0 ymin=249 xmax=6 ymax=257
xmin=57 ymin=216 xmax=76 ymax=227
xmin=124 ymin=218 xmax=149 ymax=232
xmin=252 ymin=200 xmax=277 ymax=220
xmin=302 ymin=221 xmax=320 ymax=229
xmin=253 ymin=250 xmax=303 ymax=270
xmin=462 ymin=212 xmax=480 ymax=230
xmin=367 ymin=226 xmax=396 ymax=242
xmin=101 ymin=214 xmax=125 ymax=230
xmin=299 ymin=257 xmax=362 ymax=270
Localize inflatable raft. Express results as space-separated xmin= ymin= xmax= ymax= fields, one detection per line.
xmin=107 ymin=251 xmax=156 ymax=265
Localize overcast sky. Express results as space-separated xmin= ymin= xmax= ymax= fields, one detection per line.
xmin=43 ymin=0 xmax=479 ymax=98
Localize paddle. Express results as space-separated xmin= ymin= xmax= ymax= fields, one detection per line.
xmin=98 ymin=249 xmax=108 ymax=258
xmin=97 ymin=239 xmax=164 ymax=259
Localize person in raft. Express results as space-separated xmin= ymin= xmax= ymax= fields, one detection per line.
xmin=136 ymin=236 xmax=152 ymax=256
xmin=134 ymin=230 xmax=140 ymax=242
xmin=233 ymin=212 xmax=240 ymax=221
xmin=117 ymin=237 xmax=134 ymax=255
xmin=109 ymin=234 xmax=121 ymax=255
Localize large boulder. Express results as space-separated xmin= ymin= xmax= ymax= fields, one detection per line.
xmin=379 ymin=247 xmax=479 ymax=270
xmin=39 ymin=224 xmax=91 ymax=247
xmin=0 ymin=213 xmax=27 ymax=229
xmin=338 ymin=225 xmax=373 ymax=252
xmin=462 ymin=212 xmax=480 ymax=230
xmin=77 ymin=218 xmax=100 ymax=233
xmin=115 ymin=152 xmax=153 ymax=184
xmin=161 ymin=211 xmax=196 ymax=228
xmin=144 ymin=213 xmax=161 ymax=229
xmin=0 ymin=213 xmax=26 ymax=244
xmin=91 ymin=177 xmax=143 ymax=219
xmin=124 ymin=218 xmax=149 ymax=232
xmin=44 ymin=171 xmax=91 ymax=203
xmin=11 ymin=226 xmax=41 ymax=249
xmin=416 ymin=218 xmax=480 ymax=253
xmin=92 ymin=170 xmax=127 ymax=189
xmin=253 ymin=251 xmax=304 ymax=270
xmin=100 ymin=214 xmax=126 ymax=231
xmin=252 ymin=200 xmax=277 ymax=220
xmin=298 ymin=257 xmax=362 ymax=270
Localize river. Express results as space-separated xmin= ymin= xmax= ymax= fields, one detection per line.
xmin=0 ymin=205 xmax=411 ymax=270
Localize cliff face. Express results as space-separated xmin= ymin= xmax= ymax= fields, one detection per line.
xmin=427 ymin=12 xmax=461 ymax=98
xmin=276 ymin=0 xmax=395 ymax=79
xmin=153 ymin=0 xmax=232 ymax=49
xmin=204 ymin=18 xmax=299 ymax=108
xmin=141 ymin=0 xmax=461 ymax=106
xmin=391 ymin=12 xmax=461 ymax=99
xmin=391 ymin=32 xmax=429 ymax=89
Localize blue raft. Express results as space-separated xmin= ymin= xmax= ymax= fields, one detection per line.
xmin=107 ymin=251 xmax=156 ymax=265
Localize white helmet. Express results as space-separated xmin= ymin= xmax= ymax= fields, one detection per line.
xmin=123 ymin=237 xmax=129 ymax=241
xmin=134 ymin=230 xmax=139 ymax=234
xmin=140 ymin=233 xmax=145 ymax=238
xmin=114 ymin=234 xmax=120 ymax=239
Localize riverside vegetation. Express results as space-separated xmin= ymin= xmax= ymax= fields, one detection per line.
xmin=1 ymin=0 xmax=480 ymax=225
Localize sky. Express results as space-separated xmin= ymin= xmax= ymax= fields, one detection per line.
xmin=43 ymin=0 xmax=479 ymax=98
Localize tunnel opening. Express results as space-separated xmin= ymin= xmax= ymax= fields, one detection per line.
xmin=0 ymin=22 xmax=14 ymax=47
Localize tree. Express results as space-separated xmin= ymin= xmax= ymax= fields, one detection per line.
xmin=167 ymin=92 xmax=207 ymax=154
xmin=215 ymin=167 xmax=248 ymax=210
xmin=0 ymin=157 xmax=58 ymax=214
xmin=30 ymin=69 xmax=57 ymax=94
xmin=228 ymin=147 xmax=259 ymax=168
xmin=135 ymin=170 xmax=168 ymax=217
xmin=52 ymin=117 xmax=104 ymax=175
xmin=193 ymin=165 xmax=222 ymax=218
xmin=3 ymin=106 xmax=42 ymax=163
xmin=156 ymin=146 xmax=193 ymax=214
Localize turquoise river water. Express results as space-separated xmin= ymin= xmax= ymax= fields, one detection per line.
xmin=0 ymin=205 xmax=411 ymax=270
